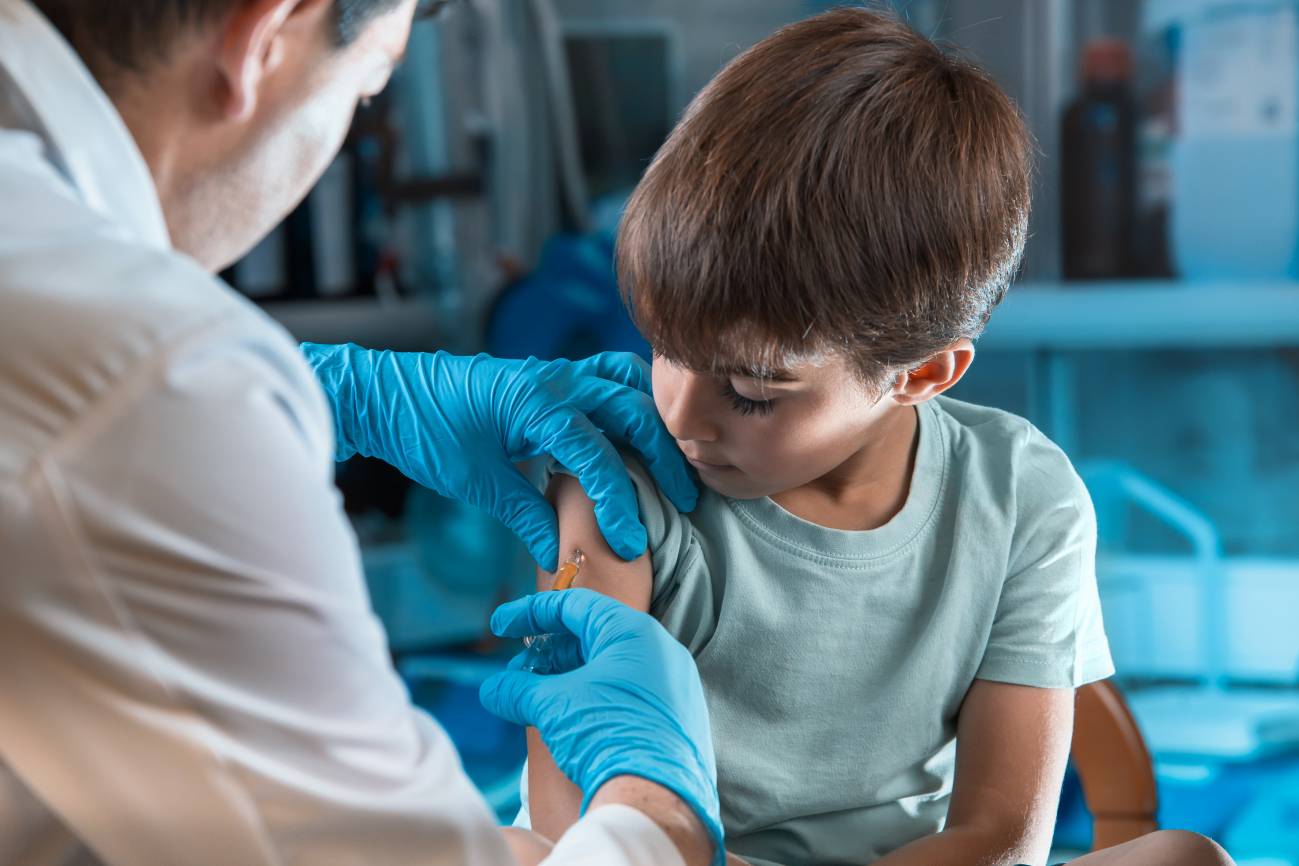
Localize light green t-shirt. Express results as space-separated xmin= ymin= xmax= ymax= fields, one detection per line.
xmin=523 ymin=396 xmax=1113 ymax=866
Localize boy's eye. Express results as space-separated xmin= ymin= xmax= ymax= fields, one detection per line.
xmin=722 ymin=381 xmax=775 ymax=416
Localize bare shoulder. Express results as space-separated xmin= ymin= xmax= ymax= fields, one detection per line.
xmin=542 ymin=472 xmax=653 ymax=611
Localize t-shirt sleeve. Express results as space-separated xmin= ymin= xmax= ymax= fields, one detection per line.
xmin=976 ymin=436 xmax=1115 ymax=689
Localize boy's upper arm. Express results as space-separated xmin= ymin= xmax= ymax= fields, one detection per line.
xmin=543 ymin=472 xmax=653 ymax=612
xmin=946 ymin=681 xmax=1075 ymax=864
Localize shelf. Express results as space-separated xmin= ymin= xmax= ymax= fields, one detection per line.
xmin=262 ymin=297 xmax=442 ymax=351
xmin=258 ymin=281 xmax=1299 ymax=354
xmin=979 ymin=280 xmax=1299 ymax=351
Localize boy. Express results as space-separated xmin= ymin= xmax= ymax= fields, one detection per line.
xmin=516 ymin=7 xmax=1234 ymax=866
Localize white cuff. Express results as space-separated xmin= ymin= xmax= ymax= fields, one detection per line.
xmin=541 ymin=804 xmax=685 ymax=866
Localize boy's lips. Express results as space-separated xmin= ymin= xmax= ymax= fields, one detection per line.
xmin=683 ymin=452 xmax=732 ymax=471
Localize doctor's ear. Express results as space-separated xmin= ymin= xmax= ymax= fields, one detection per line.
xmin=890 ymin=339 xmax=976 ymax=405
xmin=213 ymin=0 xmax=332 ymax=121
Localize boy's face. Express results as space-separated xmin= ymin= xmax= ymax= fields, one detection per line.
xmin=652 ymin=353 xmax=899 ymax=500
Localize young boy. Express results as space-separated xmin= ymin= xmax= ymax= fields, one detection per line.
xmin=512 ymin=8 xmax=1234 ymax=866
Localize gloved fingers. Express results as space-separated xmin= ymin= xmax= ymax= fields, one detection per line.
xmin=536 ymin=410 xmax=648 ymax=561
xmin=491 ymin=589 xmax=640 ymax=655
xmin=505 ymin=634 xmax=584 ymax=675
xmin=540 ymin=634 xmax=585 ymax=672
xmin=479 ymin=670 xmax=546 ymax=727
xmin=589 ymin=389 xmax=698 ymax=514
xmin=570 ymin=351 xmax=654 ymax=396
xmin=480 ymin=465 xmax=561 ymax=572
xmin=490 ymin=593 xmax=558 ymax=640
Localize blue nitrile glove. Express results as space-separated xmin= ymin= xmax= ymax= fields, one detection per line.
xmin=480 ymin=589 xmax=724 ymax=866
xmin=301 ymin=344 xmax=698 ymax=571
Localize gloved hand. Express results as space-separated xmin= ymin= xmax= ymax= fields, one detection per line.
xmin=301 ymin=344 xmax=698 ymax=571
xmin=480 ymin=589 xmax=724 ymax=865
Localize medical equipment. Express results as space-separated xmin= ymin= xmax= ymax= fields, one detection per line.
xmin=1159 ymin=0 xmax=1299 ymax=280
xmin=549 ymin=549 xmax=586 ymax=592
xmin=1086 ymin=461 xmax=1299 ymax=758
xmin=522 ymin=549 xmax=586 ymax=672
xmin=1061 ymin=39 xmax=1137 ymax=280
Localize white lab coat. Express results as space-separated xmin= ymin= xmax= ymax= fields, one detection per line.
xmin=0 ymin=2 xmax=682 ymax=864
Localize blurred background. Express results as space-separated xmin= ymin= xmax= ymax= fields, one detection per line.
xmin=230 ymin=1 xmax=1299 ymax=861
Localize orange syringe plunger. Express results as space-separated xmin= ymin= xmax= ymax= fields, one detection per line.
xmin=522 ymin=548 xmax=588 ymax=664
xmin=550 ymin=549 xmax=586 ymax=591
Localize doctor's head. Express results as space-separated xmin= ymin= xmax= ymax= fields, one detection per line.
xmin=31 ymin=0 xmax=440 ymax=270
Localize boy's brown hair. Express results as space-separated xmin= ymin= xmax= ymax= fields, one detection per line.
xmin=617 ymin=5 xmax=1032 ymax=387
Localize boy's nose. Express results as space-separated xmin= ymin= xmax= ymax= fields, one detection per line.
xmin=660 ymin=377 xmax=720 ymax=444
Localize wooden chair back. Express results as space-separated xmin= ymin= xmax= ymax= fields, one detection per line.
xmin=1070 ymin=680 xmax=1159 ymax=851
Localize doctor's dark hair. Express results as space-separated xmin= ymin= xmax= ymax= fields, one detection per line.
xmin=32 ymin=0 xmax=449 ymax=90
xmin=618 ymin=6 xmax=1032 ymax=388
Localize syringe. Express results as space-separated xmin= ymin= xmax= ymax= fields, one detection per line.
xmin=521 ymin=548 xmax=586 ymax=671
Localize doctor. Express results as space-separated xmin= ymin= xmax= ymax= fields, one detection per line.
xmin=0 ymin=0 xmax=722 ymax=864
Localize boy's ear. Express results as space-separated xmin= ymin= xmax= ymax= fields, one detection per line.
xmin=892 ymin=339 xmax=975 ymax=405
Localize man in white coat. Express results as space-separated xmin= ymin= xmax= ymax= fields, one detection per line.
xmin=0 ymin=1 xmax=723 ymax=864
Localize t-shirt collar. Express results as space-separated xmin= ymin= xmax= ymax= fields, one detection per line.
xmin=727 ymin=400 xmax=948 ymax=563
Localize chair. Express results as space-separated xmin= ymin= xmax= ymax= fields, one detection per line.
xmin=1070 ymin=680 xmax=1159 ymax=851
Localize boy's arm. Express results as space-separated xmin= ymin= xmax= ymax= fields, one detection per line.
xmin=869 ymin=680 xmax=1074 ymax=866
xmin=527 ymin=472 xmax=655 ymax=841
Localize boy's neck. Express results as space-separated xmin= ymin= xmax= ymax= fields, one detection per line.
xmin=769 ymin=403 xmax=921 ymax=532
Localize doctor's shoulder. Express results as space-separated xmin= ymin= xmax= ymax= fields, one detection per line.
xmin=0 ymin=220 xmax=322 ymax=455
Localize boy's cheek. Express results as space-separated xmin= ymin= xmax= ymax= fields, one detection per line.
xmin=732 ymin=438 xmax=857 ymax=495
xmin=710 ymin=450 xmax=813 ymax=499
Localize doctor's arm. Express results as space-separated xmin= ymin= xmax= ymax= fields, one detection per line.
xmin=0 ymin=324 xmax=715 ymax=866
xmin=0 ymin=329 xmax=524 ymax=866
xmin=869 ymin=680 xmax=1074 ymax=866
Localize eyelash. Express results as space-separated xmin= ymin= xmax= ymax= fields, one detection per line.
xmin=721 ymin=382 xmax=775 ymax=417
